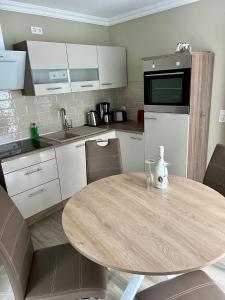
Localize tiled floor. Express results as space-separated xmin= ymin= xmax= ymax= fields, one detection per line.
xmin=1 ymin=211 xmax=225 ymax=299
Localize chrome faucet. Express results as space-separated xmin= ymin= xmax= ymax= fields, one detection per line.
xmin=60 ymin=108 xmax=72 ymax=131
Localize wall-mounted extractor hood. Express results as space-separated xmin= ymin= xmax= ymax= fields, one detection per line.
xmin=0 ymin=25 xmax=26 ymax=91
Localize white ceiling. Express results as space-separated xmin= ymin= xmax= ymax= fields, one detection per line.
xmin=0 ymin=0 xmax=200 ymax=25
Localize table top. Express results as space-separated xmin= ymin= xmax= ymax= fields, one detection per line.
xmin=62 ymin=173 xmax=225 ymax=275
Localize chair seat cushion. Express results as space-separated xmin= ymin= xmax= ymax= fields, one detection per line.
xmin=136 ymin=271 xmax=225 ymax=300
xmin=25 ymin=243 xmax=106 ymax=300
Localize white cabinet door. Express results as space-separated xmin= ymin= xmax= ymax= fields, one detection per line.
xmin=144 ymin=112 xmax=189 ymax=177
xmin=67 ymin=44 xmax=99 ymax=92
xmin=27 ymin=41 xmax=68 ymax=69
xmin=55 ymin=140 xmax=87 ymax=201
xmin=66 ymin=44 xmax=98 ymax=68
xmin=56 ymin=131 xmax=116 ymax=200
xmin=116 ymin=131 xmax=144 ymax=172
xmin=97 ymin=46 xmax=127 ymax=89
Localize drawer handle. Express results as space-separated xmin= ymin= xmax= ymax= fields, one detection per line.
xmin=130 ymin=136 xmax=142 ymax=141
xmin=80 ymin=84 xmax=93 ymax=88
xmin=101 ymin=83 xmax=112 ymax=86
xmin=28 ymin=188 xmax=46 ymax=198
xmin=47 ymin=87 xmax=63 ymax=91
xmin=76 ymin=143 xmax=85 ymax=148
xmin=145 ymin=117 xmax=157 ymax=120
xmin=24 ymin=167 xmax=43 ymax=175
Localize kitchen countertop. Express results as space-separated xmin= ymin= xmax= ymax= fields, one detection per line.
xmin=41 ymin=121 xmax=144 ymax=146
xmin=0 ymin=121 xmax=144 ymax=162
xmin=98 ymin=121 xmax=144 ymax=134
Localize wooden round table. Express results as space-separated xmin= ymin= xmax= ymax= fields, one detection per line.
xmin=62 ymin=173 xmax=225 ymax=299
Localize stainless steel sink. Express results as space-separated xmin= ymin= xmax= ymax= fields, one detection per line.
xmin=41 ymin=131 xmax=80 ymax=143
xmin=41 ymin=126 xmax=108 ymax=144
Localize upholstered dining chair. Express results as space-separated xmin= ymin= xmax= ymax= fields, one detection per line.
xmin=203 ymin=143 xmax=225 ymax=196
xmin=0 ymin=185 xmax=106 ymax=300
xmin=136 ymin=270 xmax=225 ymax=299
xmin=85 ymin=138 xmax=122 ymax=184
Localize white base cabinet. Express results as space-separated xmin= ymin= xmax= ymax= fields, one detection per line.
xmin=55 ymin=140 xmax=87 ymax=201
xmin=144 ymin=112 xmax=189 ymax=177
xmin=116 ymin=131 xmax=144 ymax=172
xmin=56 ymin=131 xmax=116 ymax=201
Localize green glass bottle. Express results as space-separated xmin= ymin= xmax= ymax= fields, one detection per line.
xmin=30 ymin=123 xmax=40 ymax=140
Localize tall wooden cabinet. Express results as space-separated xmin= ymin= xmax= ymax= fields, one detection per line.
xmin=144 ymin=51 xmax=214 ymax=183
xmin=187 ymin=52 xmax=214 ymax=182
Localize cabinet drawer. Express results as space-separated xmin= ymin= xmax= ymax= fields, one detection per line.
xmin=5 ymin=159 xmax=58 ymax=196
xmin=34 ymin=83 xmax=71 ymax=96
xmin=89 ymin=131 xmax=116 ymax=141
xmin=12 ymin=179 xmax=61 ymax=219
xmin=2 ymin=148 xmax=55 ymax=174
xmin=71 ymin=81 xmax=99 ymax=92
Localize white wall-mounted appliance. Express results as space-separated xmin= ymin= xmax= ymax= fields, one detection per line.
xmin=143 ymin=54 xmax=191 ymax=114
xmin=0 ymin=50 xmax=26 ymax=90
xmin=0 ymin=25 xmax=26 ymax=91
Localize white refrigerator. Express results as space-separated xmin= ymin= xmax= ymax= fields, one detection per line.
xmin=144 ymin=112 xmax=189 ymax=177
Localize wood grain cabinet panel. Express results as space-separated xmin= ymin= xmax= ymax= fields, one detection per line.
xmin=187 ymin=52 xmax=214 ymax=182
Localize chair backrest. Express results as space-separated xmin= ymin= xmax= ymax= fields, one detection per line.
xmin=204 ymin=144 xmax=225 ymax=197
xmin=85 ymin=138 xmax=122 ymax=184
xmin=0 ymin=185 xmax=33 ymax=300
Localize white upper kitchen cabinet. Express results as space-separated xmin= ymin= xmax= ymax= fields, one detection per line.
xmin=66 ymin=44 xmax=99 ymax=92
xmin=14 ymin=41 xmax=71 ymax=95
xmin=144 ymin=112 xmax=189 ymax=177
xmin=27 ymin=41 xmax=68 ymax=69
xmin=97 ymin=46 xmax=127 ymax=89
xmin=116 ymin=131 xmax=144 ymax=172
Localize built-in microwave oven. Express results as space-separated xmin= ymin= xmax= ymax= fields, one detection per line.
xmin=143 ymin=54 xmax=191 ymax=114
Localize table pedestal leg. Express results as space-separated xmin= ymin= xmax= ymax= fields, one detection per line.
xmin=121 ymin=275 xmax=145 ymax=300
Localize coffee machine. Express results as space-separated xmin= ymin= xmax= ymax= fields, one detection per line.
xmin=96 ymin=102 xmax=112 ymax=124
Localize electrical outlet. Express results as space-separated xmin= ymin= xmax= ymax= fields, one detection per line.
xmin=31 ymin=26 xmax=43 ymax=35
xmin=219 ymin=110 xmax=225 ymax=123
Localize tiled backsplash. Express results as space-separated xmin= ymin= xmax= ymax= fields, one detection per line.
xmin=113 ymin=81 xmax=144 ymax=120
xmin=0 ymin=90 xmax=113 ymax=145
xmin=0 ymin=81 xmax=144 ymax=145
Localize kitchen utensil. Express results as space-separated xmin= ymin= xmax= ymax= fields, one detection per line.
xmin=87 ymin=111 xmax=99 ymax=127
xmin=112 ymin=110 xmax=127 ymax=122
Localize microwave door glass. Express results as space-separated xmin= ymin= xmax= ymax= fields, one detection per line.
xmin=151 ymin=77 xmax=183 ymax=105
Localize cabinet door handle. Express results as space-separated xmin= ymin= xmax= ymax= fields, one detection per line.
xmin=28 ymin=188 xmax=46 ymax=198
xmin=145 ymin=72 xmax=184 ymax=77
xmin=101 ymin=83 xmax=112 ymax=86
xmin=76 ymin=143 xmax=85 ymax=148
xmin=47 ymin=87 xmax=63 ymax=90
xmin=24 ymin=167 xmax=43 ymax=175
xmin=80 ymin=84 xmax=93 ymax=88
xmin=130 ymin=136 xmax=142 ymax=141
xmin=145 ymin=117 xmax=157 ymax=120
